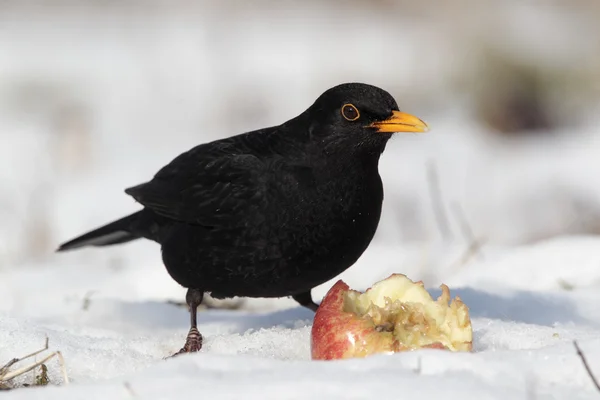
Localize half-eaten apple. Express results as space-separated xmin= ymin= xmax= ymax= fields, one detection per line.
xmin=311 ymin=274 xmax=472 ymax=360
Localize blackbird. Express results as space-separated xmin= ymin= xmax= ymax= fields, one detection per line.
xmin=57 ymin=83 xmax=428 ymax=355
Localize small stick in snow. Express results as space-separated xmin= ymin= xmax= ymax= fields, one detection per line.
xmin=82 ymin=290 xmax=96 ymax=311
xmin=450 ymin=236 xmax=488 ymax=273
xmin=448 ymin=202 xmax=487 ymax=272
xmin=123 ymin=381 xmax=137 ymax=397
xmin=525 ymin=372 xmax=537 ymax=400
xmin=0 ymin=358 xmax=19 ymax=377
xmin=426 ymin=161 xmax=453 ymax=241
xmin=574 ymin=341 xmax=600 ymax=392
xmin=412 ymin=357 xmax=422 ymax=375
xmin=1 ymin=337 xmax=52 ymax=381
xmin=0 ymin=337 xmax=69 ymax=386
xmin=451 ymin=202 xmax=485 ymax=261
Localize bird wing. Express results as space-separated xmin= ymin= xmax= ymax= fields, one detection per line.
xmin=125 ymin=143 xmax=268 ymax=227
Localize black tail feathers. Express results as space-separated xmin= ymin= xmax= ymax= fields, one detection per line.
xmin=57 ymin=211 xmax=142 ymax=252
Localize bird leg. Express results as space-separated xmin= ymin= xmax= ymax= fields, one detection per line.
xmin=292 ymin=291 xmax=319 ymax=312
xmin=172 ymin=288 xmax=204 ymax=357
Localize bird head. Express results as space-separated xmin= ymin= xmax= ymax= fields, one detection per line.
xmin=301 ymin=83 xmax=428 ymax=155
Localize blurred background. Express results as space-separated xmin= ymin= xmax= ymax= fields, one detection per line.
xmin=2 ymin=0 xmax=600 ymax=309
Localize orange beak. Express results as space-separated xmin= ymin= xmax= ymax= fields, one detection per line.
xmin=368 ymin=111 xmax=429 ymax=133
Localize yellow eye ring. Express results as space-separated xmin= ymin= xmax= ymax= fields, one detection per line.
xmin=341 ymin=104 xmax=360 ymax=121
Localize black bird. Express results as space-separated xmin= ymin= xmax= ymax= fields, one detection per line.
xmin=57 ymin=83 xmax=428 ymax=356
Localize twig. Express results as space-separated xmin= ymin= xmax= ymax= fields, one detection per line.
xmin=124 ymin=381 xmax=137 ymax=397
xmin=2 ymin=353 xmax=55 ymax=382
xmin=1 ymin=337 xmax=50 ymax=376
xmin=56 ymin=352 xmax=69 ymax=385
xmin=82 ymin=290 xmax=95 ymax=311
xmin=412 ymin=357 xmax=422 ymax=375
xmin=426 ymin=161 xmax=453 ymax=241
xmin=0 ymin=337 xmax=69 ymax=385
xmin=451 ymin=202 xmax=484 ymax=261
xmin=574 ymin=341 xmax=600 ymax=392
xmin=446 ymin=201 xmax=487 ymax=272
xmin=525 ymin=372 xmax=536 ymax=400
xmin=451 ymin=237 xmax=488 ymax=271
xmin=0 ymin=359 xmax=19 ymax=377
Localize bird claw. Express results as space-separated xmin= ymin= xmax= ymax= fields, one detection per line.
xmin=168 ymin=327 xmax=203 ymax=358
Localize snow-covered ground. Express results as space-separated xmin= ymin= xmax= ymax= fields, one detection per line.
xmin=3 ymin=237 xmax=600 ymax=399
xmin=3 ymin=1 xmax=600 ymax=399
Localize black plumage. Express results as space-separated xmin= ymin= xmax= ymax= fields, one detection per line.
xmin=57 ymin=83 xmax=428 ymax=355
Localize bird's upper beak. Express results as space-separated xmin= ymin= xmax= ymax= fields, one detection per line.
xmin=368 ymin=110 xmax=429 ymax=133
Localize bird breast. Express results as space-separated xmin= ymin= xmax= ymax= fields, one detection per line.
xmin=266 ymin=163 xmax=384 ymax=264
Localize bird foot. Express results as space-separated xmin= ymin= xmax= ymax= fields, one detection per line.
xmin=168 ymin=327 xmax=203 ymax=358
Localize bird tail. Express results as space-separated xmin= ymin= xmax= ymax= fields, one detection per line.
xmin=56 ymin=211 xmax=142 ymax=252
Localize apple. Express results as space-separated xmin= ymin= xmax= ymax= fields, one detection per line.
xmin=311 ymin=274 xmax=472 ymax=360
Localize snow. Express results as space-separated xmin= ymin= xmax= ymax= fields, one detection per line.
xmin=3 ymin=237 xmax=600 ymax=399
xmin=3 ymin=1 xmax=600 ymax=399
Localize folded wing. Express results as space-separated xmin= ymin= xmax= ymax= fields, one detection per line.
xmin=125 ymin=146 xmax=268 ymax=228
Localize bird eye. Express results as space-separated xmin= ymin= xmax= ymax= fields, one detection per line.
xmin=341 ymin=104 xmax=360 ymax=121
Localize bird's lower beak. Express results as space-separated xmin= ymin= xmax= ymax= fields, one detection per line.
xmin=369 ymin=111 xmax=429 ymax=133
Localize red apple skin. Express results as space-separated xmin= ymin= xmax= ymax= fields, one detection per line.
xmin=311 ymin=280 xmax=395 ymax=360
xmin=311 ymin=278 xmax=451 ymax=360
